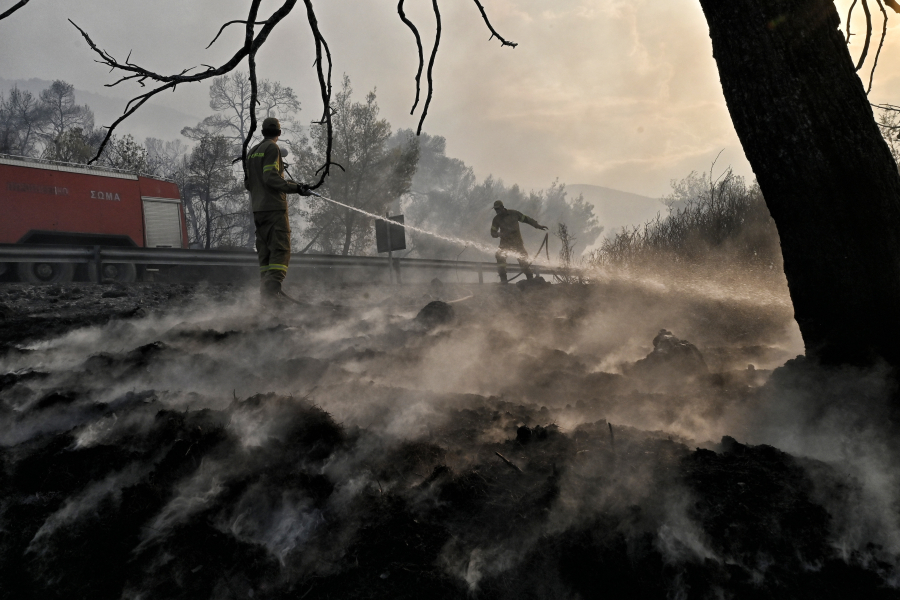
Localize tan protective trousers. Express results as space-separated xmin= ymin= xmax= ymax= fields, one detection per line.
xmin=254 ymin=210 xmax=291 ymax=284
xmin=495 ymin=244 xmax=533 ymax=282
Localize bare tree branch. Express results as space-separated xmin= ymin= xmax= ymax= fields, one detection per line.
xmin=0 ymin=0 xmax=30 ymax=21
xmin=855 ymin=0 xmax=873 ymax=71
xmin=241 ymin=1 xmax=264 ymax=178
xmin=867 ymin=0 xmax=889 ymax=93
xmin=206 ymin=19 xmax=268 ymax=50
xmin=69 ymin=0 xmax=295 ymax=163
xmin=872 ymin=103 xmax=900 ymax=116
xmin=846 ymin=0 xmax=859 ymax=43
xmin=847 ymin=0 xmax=895 ymax=85
xmin=397 ymin=0 xmax=424 ymax=115
xmin=417 ymin=0 xmax=441 ymax=136
xmin=472 ymin=0 xmax=517 ymax=47
xmin=70 ymin=0 xmax=515 ymax=189
xmin=303 ymin=0 xmax=342 ymax=188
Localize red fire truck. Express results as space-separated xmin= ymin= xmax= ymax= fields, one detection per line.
xmin=0 ymin=154 xmax=189 ymax=283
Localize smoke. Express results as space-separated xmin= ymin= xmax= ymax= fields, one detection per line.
xmin=2 ymin=275 xmax=899 ymax=596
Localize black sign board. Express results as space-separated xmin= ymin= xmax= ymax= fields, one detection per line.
xmin=375 ymin=215 xmax=406 ymax=253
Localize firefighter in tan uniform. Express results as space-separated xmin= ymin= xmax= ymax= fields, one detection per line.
xmin=490 ymin=200 xmax=548 ymax=283
xmin=244 ymin=117 xmax=310 ymax=303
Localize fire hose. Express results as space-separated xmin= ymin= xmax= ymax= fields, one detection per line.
xmin=506 ymin=232 xmax=550 ymax=283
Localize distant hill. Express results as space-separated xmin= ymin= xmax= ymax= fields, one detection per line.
xmin=0 ymin=77 xmax=202 ymax=144
xmin=566 ymin=184 xmax=666 ymax=245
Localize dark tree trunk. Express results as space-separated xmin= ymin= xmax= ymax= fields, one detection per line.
xmin=699 ymin=0 xmax=900 ymax=366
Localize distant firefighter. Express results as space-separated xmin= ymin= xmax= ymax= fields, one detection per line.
xmin=490 ymin=200 xmax=548 ymax=283
xmin=244 ymin=117 xmax=311 ymax=305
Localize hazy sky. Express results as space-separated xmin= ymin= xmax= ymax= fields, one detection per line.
xmin=2 ymin=0 xmax=898 ymax=197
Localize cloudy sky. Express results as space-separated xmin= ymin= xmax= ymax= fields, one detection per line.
xmin=2 ymin=0 xmax=899 ymax=197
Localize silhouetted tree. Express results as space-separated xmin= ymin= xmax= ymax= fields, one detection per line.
xmin=700 ymin=0 xmax=900 ymax=367
xmin=182 ymin=71 xmax=302 ymax=148
xmin=0 ymin=87 xmax=45 ymax=156
xmin=38 ymin=80 xmax=94 ymax=158
xmin=183 ymin=136 xmax=244 ymax=249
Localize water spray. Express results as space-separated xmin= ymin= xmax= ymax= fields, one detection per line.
xmin=306 ymin=190 xmax=512 ymax=258
xmin=296 ymin=188 xmax=555 ymax=271
xmin=285 ymin=157 xmax=556 ymax=270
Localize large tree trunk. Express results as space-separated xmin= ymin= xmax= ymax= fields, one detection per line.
xmin=699 ymin=0 xmax=900 ymax=366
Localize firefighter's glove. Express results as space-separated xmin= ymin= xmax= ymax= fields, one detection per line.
xmin=539 ymin=225 xmax=549 ymax=231
xmin=296 ymin=183 xmax=312 ymax=197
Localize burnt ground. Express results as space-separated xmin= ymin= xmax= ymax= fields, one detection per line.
xmin=1 ymin=277 xmax=900 ymax=599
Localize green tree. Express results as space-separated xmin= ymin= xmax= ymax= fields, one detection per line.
xmin=97 ymin=134 xmax=149 ymax=173
xmin=181 ymin=72 xmax=303 ymax=249
xmin=400 ymin=131 xmax=599 ymax=262
xmin=182 ymin=71 xmax=302 ymax=148
xmin=42 ymin=127 xmax=97 ymax=164
xmin=38 ymin=80 xmax=94 ymax=158
xmin=293 ymin=76 xmax=418 ymax=255
xmin=0 ymin=86 xmax=46 ymax=157
xmin=539 ymin=180 xmax=602 ymax=258
xmin=145 ymin=137 xmax=189 ymax=179
xmin=182 ymin=136 xmax=245 ymax=249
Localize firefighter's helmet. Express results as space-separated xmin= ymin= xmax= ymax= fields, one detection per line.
xmin=262 ymin=117 xmax=282 ymax=136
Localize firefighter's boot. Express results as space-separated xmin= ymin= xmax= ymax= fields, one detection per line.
xmin=499 ymin=271 xmax=508 ymax=284
xmin=261 ymin=278 xmax=284 ymax=307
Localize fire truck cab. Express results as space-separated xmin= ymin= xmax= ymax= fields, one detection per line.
xmin=0 ymin=154 xmax=189 ymax=283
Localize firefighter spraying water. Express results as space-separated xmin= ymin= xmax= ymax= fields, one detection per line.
xmin=489 ymin=200 xmax=548 ymax=284
xmin=279 ymin=150 xmax=562 ymax=289
xmin=244 ymin=117 xmax=311 ymax=306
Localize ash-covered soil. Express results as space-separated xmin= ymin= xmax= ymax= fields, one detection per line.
xmin=2 ymin=278 xmax=899 ymax=599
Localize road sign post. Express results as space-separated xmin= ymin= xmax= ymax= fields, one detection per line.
xmin=375 ymin=214 xmax=406 ymax=284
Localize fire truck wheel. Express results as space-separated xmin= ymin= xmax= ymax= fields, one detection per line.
xmin=88 ymin=263 xmax=137 ymax=283
xmin=16 ymin=262 xmax=75 ymax=283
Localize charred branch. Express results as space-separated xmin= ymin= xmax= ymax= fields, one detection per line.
xmin=397 ymin=0 xmax=425 ymax=115
xmin=873 ymin=102 xmax=900 ymax=117
xmin=847 ymin=0 xmax=898 ymax=89
xmin=242 ymin=2 xmax=264 ymax=178
xmin=206 ymin=19 xmax=268 ymax=50
xmin=867 ymin=0 xmax=889 ymax=93
xmin=417 ymin=0 xmax=442 ymax=135
xmin=0 ymin=0 xmax=30 ymax=21
xmin=856 ymin=0 xmax=873 ymax=71
xmin=70 ymin=0 xmax=512 ymax=185
xmin=846 ymin=0 xmax=859 ymax=42
xmin=69 ymin=0 xmax=296 ymax=163
xmin=472 ymin=0 xmax=517 ymax=47
xmin=303 ymin=0 xmax=339 ymax=189
xmin=494 ymin=451 xmax=522 ymax=473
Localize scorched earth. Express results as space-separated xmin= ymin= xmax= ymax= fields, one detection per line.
xmin=1 ymin=277 xmax=899 ymax=599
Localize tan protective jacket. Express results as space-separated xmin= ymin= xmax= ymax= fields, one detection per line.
xmin=491 ymin=209 xmax=541 ymax=250
xmin=244 ymin=139 xmax=300 ymax=212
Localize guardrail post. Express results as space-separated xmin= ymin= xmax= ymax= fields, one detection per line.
xmin=477 ymin=265 xmax=483 ymax=284
xmin=93 ymin=245 xmax=102 ymax=283
xmin=385 ymin=213 xmax=394 ymax=285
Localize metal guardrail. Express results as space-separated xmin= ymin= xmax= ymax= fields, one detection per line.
xmin=0 ymin=244 xmax=559 ymax=281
